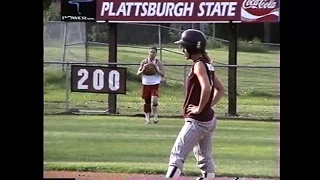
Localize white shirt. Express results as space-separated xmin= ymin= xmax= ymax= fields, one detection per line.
xmin=141 ymin=58 xmax=162 ymax=85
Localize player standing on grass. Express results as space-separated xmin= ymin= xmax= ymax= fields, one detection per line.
xmin=137 ymin=47 xmax=165 ymax=124
xmin=164 ymin=29 xmax=225 ymax=180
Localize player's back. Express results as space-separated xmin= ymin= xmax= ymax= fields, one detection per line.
xmin=183 ymin=58 xmax=215 ymax=122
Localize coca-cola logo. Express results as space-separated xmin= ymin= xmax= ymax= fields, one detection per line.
xmin=242 ymin=0 xmax=278 ymax=16
xmin=243 ymin=0 xmax=277 ymax=9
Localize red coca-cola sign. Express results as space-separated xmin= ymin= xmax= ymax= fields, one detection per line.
xmin=241 ymin=0 xmax=279 ymax=22
xmin=95 ymin=0 xmax=279 ymax=23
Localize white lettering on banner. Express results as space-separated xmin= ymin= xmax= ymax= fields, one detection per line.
xmin=100 ymin=2 xmax=237 ymax=17
xmin=198 ymin=2 xmax=237 ymax=17
xmin=101 ymin=2 xmax=194 ymax=17
xmin=242 ymin=0 xmax=277 ymax=9
xmin=76 ymin=68 xmax=121 ymax=91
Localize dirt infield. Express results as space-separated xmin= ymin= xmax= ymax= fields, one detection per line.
xmin=44 ymin=171 xmax=278 ymax=180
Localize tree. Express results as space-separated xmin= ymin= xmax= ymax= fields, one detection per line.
xmin=43 ymin=0 xmax=52 ymax=11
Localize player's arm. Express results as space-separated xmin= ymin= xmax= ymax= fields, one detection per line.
xmin=211 ymin=74 xmax=225 ymax=108
xmin=194 ymin=62 xmax=212 ymax=112
xmin=137 ymin=60 xmax=146 ymax=75
xmin=155 ymin=60 xmax=165 ymax=77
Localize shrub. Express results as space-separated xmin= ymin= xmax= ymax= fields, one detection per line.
xmin=206 ymin=38 xmax=226 ymax=49
xmin=237 ymin=37 xmax=269 ymax=53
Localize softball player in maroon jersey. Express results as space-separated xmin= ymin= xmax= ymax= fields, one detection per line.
xmin=165 ymin=29 xmax=225 ymax=180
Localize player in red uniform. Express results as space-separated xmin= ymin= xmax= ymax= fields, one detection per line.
xmin=137 ymin=47 xmax=165 ymax=124
xmin=165 ymin=29 xmax=225 ymax=180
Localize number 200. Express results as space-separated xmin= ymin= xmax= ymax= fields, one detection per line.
xmin=77 ymin=69 xmax=120 ymax=91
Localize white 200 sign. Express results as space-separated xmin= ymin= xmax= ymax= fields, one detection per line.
xmin=77 ymin=69 xmax=120 ymax=91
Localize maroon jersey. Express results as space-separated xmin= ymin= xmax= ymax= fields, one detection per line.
xmin=183 ymin=58 xmax=215 ymax=122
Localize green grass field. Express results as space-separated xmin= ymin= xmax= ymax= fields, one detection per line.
xmin=44 ymin=45 xmax=280 ymax=119
xmin=44 ymin=115 xmax=279 ymax=178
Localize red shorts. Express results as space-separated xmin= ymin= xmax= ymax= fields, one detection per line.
xmin=141 ymin=84 xmax=160 ymax=99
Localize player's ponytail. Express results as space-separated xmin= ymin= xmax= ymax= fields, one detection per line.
xmin=202 ymin=52 xmax=212 ymax=64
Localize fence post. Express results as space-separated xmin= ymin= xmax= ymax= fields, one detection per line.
xmin=228 ymin=22 xmax=238 ymax=116
xmin=85 ymin=22 xmax=89 ymax=62
xmin=158 ymin=24 xmax=162 ymax=62
xmin=65 ymin=63 xmax=70 ymax=112
xmin=276 ymin=54 xmax=280 ymax=120
xmin=107 ymin=23 xmax=118 ymax=114
xmin=212 ymin=23 xmax=216 ymax=38
xmin=62 ymin=22 xmax=68 ymax=72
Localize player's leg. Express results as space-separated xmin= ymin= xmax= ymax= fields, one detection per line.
xmin=151 ymin=95 xmax=158 ymax=123
xmin=141 ymin=85 xmax=152 ymax=124
xmin=193 ymin=135 xmax=215 ymax=180
xmin=150 ymin=84 xmax=160 ymax=123
xmin=143 ymin=98 xmax=152 ymax=124
xmin=193 ymin=117 xmax=217 ymax=180
xmin=165 ymin=119 xmax=201 ymax=178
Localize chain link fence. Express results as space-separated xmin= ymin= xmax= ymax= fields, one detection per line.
xmin=44 ymin=21 xmax=280 ymax=65
xmin=44 ymin=21 xmax=86 ymax=62
xmin=44 ymin=61 xmax=280 ymax=120
xmin=44 ymin=21 xmax=280 ymax=120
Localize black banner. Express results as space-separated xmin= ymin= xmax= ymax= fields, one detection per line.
xmin=61 ymin=0 xmax=96 ymax=21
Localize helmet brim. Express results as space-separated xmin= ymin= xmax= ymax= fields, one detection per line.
xmin=174 ymin=40 xmax=184 ymax=44
xmin=174 ymin=40 xmax=191 ymax=49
